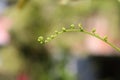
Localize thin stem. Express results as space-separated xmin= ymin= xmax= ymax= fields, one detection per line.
xmin=66 ymin=29 xmax=120 ymax=52
xmin=38 ymin=26 xmax=120 ymax=53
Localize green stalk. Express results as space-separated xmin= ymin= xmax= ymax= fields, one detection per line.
xmin=66 ymin=29 xmax=120 ymax=52
xmin=38 ymin=24 xmax=120 ymax=53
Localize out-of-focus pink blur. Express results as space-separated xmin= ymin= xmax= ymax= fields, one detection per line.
xmin=86 ymin=15 xmax=114 ymax=55
xmin=0 ymin=16 xmax=12 ymax=46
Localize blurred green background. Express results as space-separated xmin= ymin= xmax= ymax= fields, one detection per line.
xmin=0 ymin=0 xmax=120 ymax=80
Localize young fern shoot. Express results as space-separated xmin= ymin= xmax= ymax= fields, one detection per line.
xmin=38 ymin=24 xmax=120 ymax=52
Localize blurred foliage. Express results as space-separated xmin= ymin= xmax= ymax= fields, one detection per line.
xmin=0 ymin=0 xmax=120 ymax=80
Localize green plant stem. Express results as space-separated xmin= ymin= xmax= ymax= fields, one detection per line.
xmin=66 ymin=29 xmax=120 ymax=53
xmin=38 ymin=27 xmax=120 ymax=53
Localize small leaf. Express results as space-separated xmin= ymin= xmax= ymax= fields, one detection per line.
xmin=45 ymin=40 xmax=48 ymax=43
xmin=55 ymin=30 xmax=59 ymax=34
xmin=62 ymin=27 xmax=66 ymax=32
xmin=47 ymin=37 xmax=51 ymax=41
xmin=70 ymin=24 xmax=75 ymax=29
xmin=78 ymin=24 xmax=84 ymax=31
xmin=38 ymin=36 xmax=44 ymax=41
xmin=79 ymin=27 xmax=84 ymax=31
xmin=92 ymin=28 xmax=96 ymax=33
xmin=40 ymin=41 xmax=44 ymax=44
xmin=103 ymin=36 xmax=108 ymax=41
xmin=51 ymin=35 xmax=55 ymax=39
xmin=78 ymin=24 xmax=82 ymax=27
